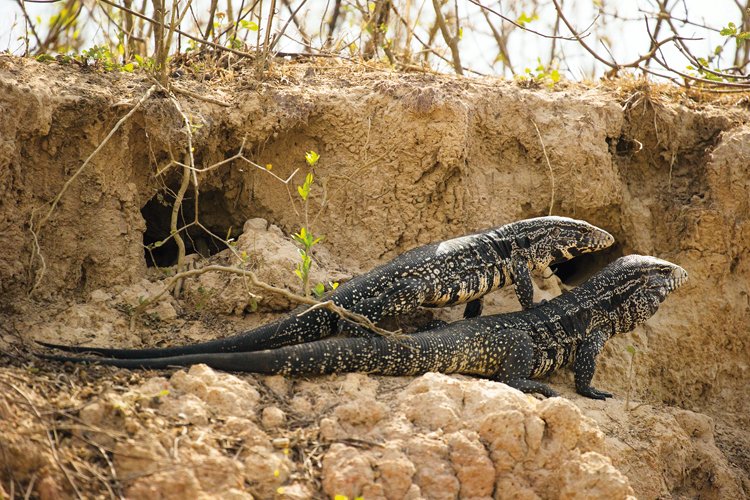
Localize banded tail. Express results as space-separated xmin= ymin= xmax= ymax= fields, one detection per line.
xmin=39 ymin=324 xmax=519 ymax=379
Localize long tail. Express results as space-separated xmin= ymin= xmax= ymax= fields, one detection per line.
xmin=39 ymin=328 xmax=499 ymax=377
xmin=37 ymin=309 xmax=337 ymax=359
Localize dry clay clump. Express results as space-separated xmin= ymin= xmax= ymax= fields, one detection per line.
xmin=73 ymin=365 xmax=298 ymax=499
xmin=66 ymin=367 xmax=635 ymax=499
xmin=319 ymin=372 xmax=634 ymax=499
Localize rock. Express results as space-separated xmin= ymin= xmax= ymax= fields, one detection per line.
xmin=244 ymin=445 xmax=291 ymax=498
xmin=321 ymin=444 xmax=376 ymax=499
xmin=261 ymin=406 xmax=286 ymax=429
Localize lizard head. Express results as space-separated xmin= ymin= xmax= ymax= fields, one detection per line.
xmin=591 ymin=254 xmax=688 ymax=333
xmin=514 ymin=216 xmax=615 ymax=269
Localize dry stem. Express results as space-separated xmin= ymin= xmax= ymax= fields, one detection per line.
xmin=431 ymin=0 xmax=463 ymax=75
xmin=531 ymin=119 xmax=556 ymax=216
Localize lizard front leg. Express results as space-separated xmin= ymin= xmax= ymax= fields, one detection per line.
xmin=573 ymin=329 xmax=613 ymax=400
xmin=510 ymin=256 xmax=535 ymax=310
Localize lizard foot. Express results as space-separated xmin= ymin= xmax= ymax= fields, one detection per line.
xmin=576 ymin=386 xmax=614 ymax=400
xmin=504 ymin=379 xmax=559 ymax=398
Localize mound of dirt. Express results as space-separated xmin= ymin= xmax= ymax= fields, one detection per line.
xmin=1 ymin=54 xmax=749 ymax=497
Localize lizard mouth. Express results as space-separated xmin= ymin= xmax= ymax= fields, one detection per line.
xmin=592 ymin=230 xmax=615 ymax=250
xmin=649 ymin=265 xmax=688 ymax=300
xmin=667 ymin=266 xmax=688 ymax=291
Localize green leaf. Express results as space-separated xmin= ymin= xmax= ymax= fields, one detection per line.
xmin=720 ymin=23 xmax=737 ymax=36
xmin=626 ymin=345 xmax=636 ymax=356
xmin=294 ymin=269 xmax=303 ymax=280
xmin=516 ymin=12 xmax=538 ymax=27
xmin=297 ymin=185 xmax=308 ymax=200
xmin=330 ymin=281 xmax=339 ymax=290
xmin=121 ymin=63 xmax=134 ymax=73
xmin=549 ymin=69 xmax=561 ymax=83
xmin=313 ymin=282 xmax=325 ymax=297
xmin=305 ymin=151 xmax=320 ymax=167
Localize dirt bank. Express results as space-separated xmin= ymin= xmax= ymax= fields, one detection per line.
xmin=0 ymin=55 xmax=748 ymax=498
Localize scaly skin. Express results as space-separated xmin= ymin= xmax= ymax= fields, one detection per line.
xmin=38 ymin=216 xmax=613 ymax=358
xmin=40 ymin=255 xmax=687 ymax=400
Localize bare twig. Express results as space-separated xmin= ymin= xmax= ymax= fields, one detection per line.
xmin=14 ymin=0 xmax=44 ymax=53
xmin=170 ymin=85 xmax=231 ymax=106
xmin=273 ymin=0 xmax=311 ymax=52
xmin=326 ymin=0 xmax=343 ymax=46
xmin=2 ymin=381 xmax=84 ymax=499
xmin=132 ymin=264 xmax=401 ymax=338
xmin=432 ymin=0 xmax=462 ymax=75
xmin=156 ymin=137 xmax=300 ymax=184
xmin=480 ymin=6 xmax=514 ymax=74
xmin=97 ymin=0 xmax=255 ymax=58
xmin=531 ymin=120 xmax=555 ymax=216
xmin=466 ymin=0 xmax=583 ymax=41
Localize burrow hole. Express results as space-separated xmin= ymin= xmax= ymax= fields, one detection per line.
xmin=141 ymin=188 xmax=239 ymax=267
xmin=550 ymin=242 xmax=624 ymax=287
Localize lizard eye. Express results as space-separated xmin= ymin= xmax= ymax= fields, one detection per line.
xmin=550 ymin=227 xmax=561 ymax=238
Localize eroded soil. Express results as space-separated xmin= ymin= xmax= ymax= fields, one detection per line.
xmin=0 ymin=55 xmax=748 ymax=498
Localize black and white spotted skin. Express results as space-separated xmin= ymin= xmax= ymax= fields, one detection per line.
xmin=39 ymin=216 xmax=613 ymax=359
xmin=40 ymin=255 xmax=687 ymax=400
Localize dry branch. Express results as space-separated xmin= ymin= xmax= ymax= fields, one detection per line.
xmin=431 ymin=0 xmax=463 ymax=75
xmin=531 ymin=120 xmax=555 ymax=217
xmin=133 ymin=264 xmax=402 ymax=338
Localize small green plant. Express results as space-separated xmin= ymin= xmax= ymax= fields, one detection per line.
xmin=685 ymin=23 xmax=750 ymax=84
xmin=518 ymin=58 xmax=561 ymax=87
xmin=78 ymin=45 xmax=120 ymax=71
xmin=133 ymin=54 xmax=157 ymax=72
xmin=292 ymin=225 xmax=322 ymax=296
xmin=685 ymin=48 xmax=730 ymax=82
xmin=719 ymin=22 xmax=750 ymax=46
xmin=292 ymin=151 xmax=337 ymax=298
